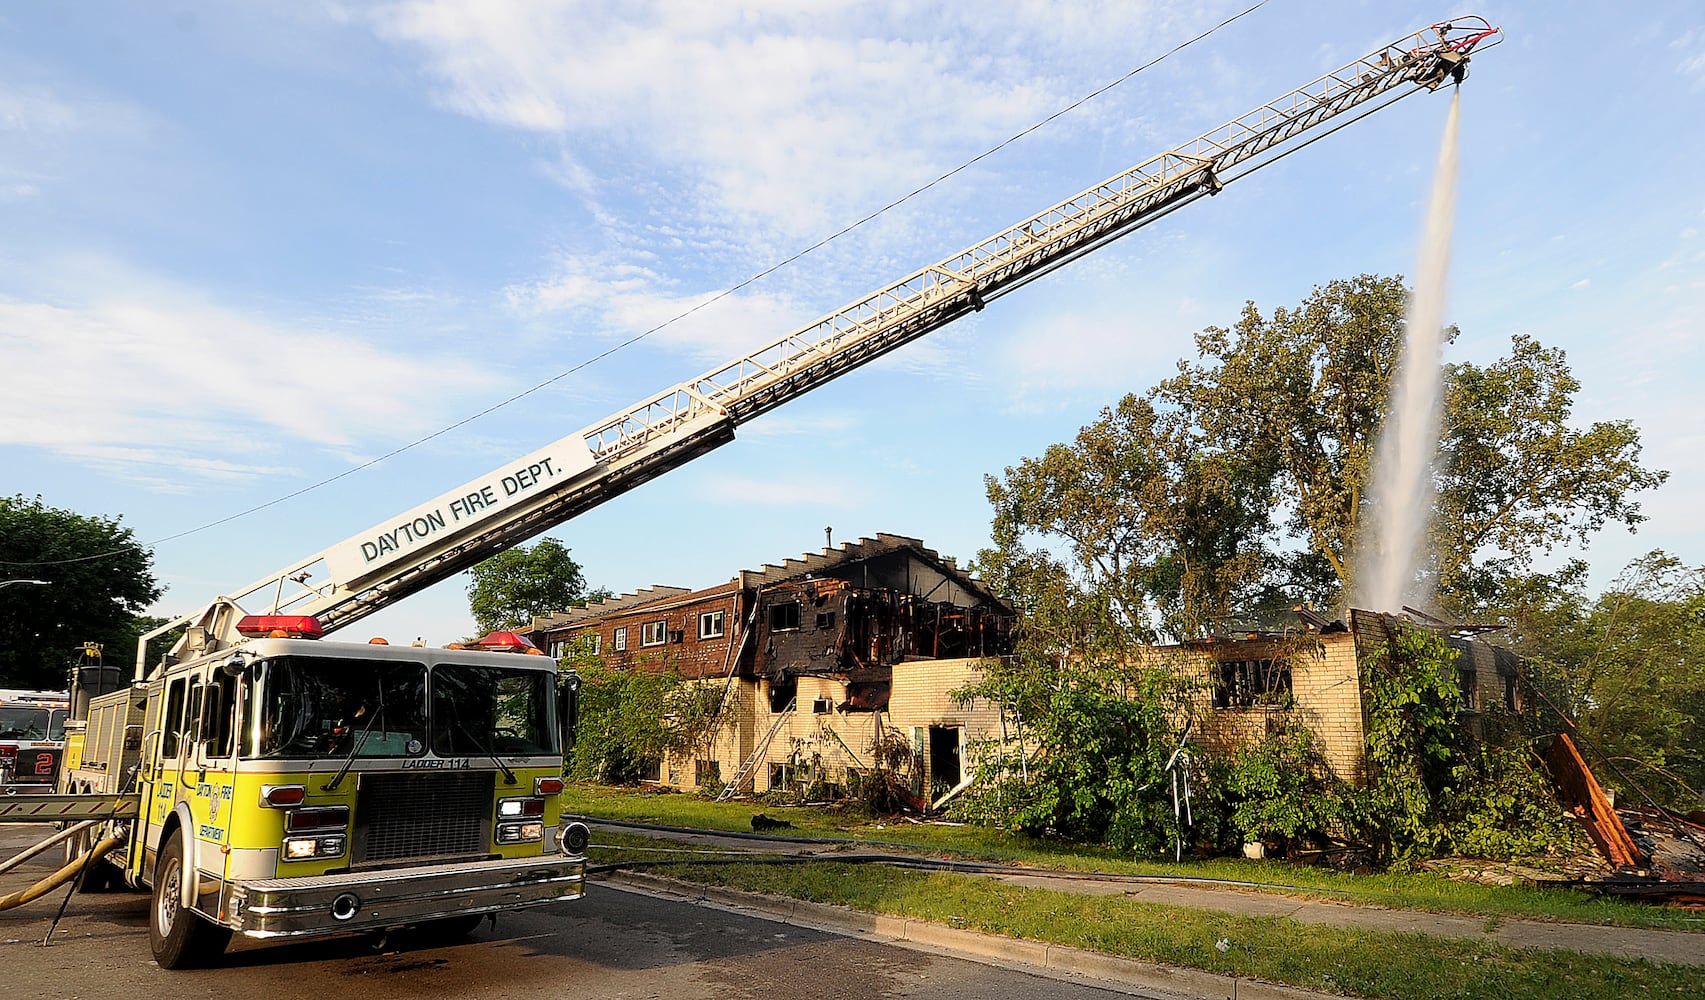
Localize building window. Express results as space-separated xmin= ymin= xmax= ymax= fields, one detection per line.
xmin=695 ymin=759 xmax=721 ymax=787
xmin=641 ymin=620 xmax=667 ymax=647
xmin=613 ymin=626 xmax=627 ymax=652
xmin=816 ymin=610 xmax=836 ymax=630
xmin=699 ymin=610 xmax=725 ymax=640
xmin=1213 ymin=658 xmax=1292 ymax=709
xmin=587 ymin=634 xmax=601 ymax=656
xmin=639 ymin=758 xmax=661 ymax=783
xmin=769 ymin=677 xmax=797 ymax=713
xmin=769 ymin=601 xmax=801 ymax=632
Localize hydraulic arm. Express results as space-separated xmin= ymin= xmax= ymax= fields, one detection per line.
xmin=139 ymin=16 xmax=1500 ymax=677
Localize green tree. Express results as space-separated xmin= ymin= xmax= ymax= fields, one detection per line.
xmin=994 ymin=274 xmax=1666 ymax=621
xmin=983 ymin=394 xmax=1276 ymax=641
xmin=466 ymin=537 xmax=608 ymax=634
xmin=1155 ymin=274 xmax=1411 ymax=604
xmin=0 ymin=495 xmax=161 ymax=690
xmin=1433 ymin=336 xmax=1667 ymax=607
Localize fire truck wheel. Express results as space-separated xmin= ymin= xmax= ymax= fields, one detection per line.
xmin=149 ymin=834 xmax=232 ymax=969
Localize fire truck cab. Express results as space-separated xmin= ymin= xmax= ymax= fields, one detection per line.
xmin=80 ymin=617 xmax=585 ymax=968
xmin=0 ymin=688 xmax=70 ymax=793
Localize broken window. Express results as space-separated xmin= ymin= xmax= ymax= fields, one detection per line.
xmin=816 ymin=610 xmax=836 ymax=630
xmin=841 ymin=680 xmax=889 ymax=712
xmin=641 ymin=620 xmax=667 ymax=647
xmin=812 ymin=696 xmax=833 ymax=714
xmin=769 ymin=601 xmax=801 ymax=632
xmin=698 ymin=610 xmax=724 ymax=640
xmin=768 ymin=677 xmax=797 ymax=713
xmin=1213 ymin=658 xmax=1292 ymax=709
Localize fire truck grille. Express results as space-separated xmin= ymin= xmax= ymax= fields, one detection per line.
xmin=356 ymin=770 xmax=492 ymax=864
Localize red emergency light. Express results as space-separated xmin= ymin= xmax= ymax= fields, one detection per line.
xmin=235 ymin=615 xmax=326 ymax=640
xmin=469 ymin=631 xmax=545 ymax=654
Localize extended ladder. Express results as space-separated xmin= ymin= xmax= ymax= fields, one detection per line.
xmin=717 ymin=698 xmax=796 ymax=801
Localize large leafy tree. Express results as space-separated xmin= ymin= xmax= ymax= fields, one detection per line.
xmin=989 ymin=274 xmax=1667 ymax=629
xmin=1433 ymin=335 xmax=1667 ymax=606
xmin=1153 ymin=274 xmax=1410 ymax=604
xmin=0 ymin=495 xmax=161 ymax=690
xmin=466 ymin=537 xmax=608 ymax=634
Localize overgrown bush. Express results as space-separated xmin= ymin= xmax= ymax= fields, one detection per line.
xmin=566 ymin=662 xmax=682 ymax=784
xmin=1214 ymin=722 xmax=1351 ymax=854
xmin=1354 ymin=626 xmax=1583 ymax=862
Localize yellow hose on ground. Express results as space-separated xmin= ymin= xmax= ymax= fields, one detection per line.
xmin=0 ymin=835 xmax=123 ymax=911
xmin=0 ymin=819 xmax=102 ymax=877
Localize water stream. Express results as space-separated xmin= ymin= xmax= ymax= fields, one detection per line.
xmin=1352 ymin=90 xmax=1461 ymax=613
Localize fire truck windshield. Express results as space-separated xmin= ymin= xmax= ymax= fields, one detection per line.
xmin=249 ymin=657 xmax=429 ymax=759
xmin=0 ymin=707 xmax=62 ymax=740
xmin=245 ymin=656 xmax=557 ymax=760
xmin=431 ymin=664 xmax=557 ymax=757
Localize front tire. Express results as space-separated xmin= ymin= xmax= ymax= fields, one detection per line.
xmin=149 ymin=833 xmax=231 ymax=969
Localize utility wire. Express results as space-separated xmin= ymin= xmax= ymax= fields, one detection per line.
xmin=6 ymin=1 xmax=1271 ymax=569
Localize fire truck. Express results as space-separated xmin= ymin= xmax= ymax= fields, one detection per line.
xmin=0 ymin=688 xmax=71 ymax=793
xmin=1 ymin=17 xmax=1498 ymax=969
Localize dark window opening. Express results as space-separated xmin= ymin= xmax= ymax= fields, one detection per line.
xmin=841 ymin=681 xmax=890 ymax=713
xmin=639 ymin=758 xmax=662 ymax=782
xmin=769 ymin=602 xmax=801 ymax=631
xmin=1458 ymin=668 xmax=1479 ymax=711
xmin=769 ymin=677 xmax=797 ymax=713
xmin=1213 ymin=658 xmax=1292 ymax=709
xmin=812 ymin=697 xmax=833 ymax=714
xmin=695 ymin=759 xmax=721 ymax=786
xmin=816 ymin=611 xmax=836 ymax=630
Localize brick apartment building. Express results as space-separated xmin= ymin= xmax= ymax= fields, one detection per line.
xmin=528 ymin=533 xmax=1017 ymax=799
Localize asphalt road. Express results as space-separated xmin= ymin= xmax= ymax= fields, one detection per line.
xmin=2 ymin=825 xmax=1144 ymax=1000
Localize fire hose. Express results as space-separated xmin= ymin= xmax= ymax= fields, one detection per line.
xmin=0 ymin=824 xmax=125 ymax=911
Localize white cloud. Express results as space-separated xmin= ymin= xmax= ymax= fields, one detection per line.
xmin=365 ymin=1 xmax=1192 ymax=240
xmin=0 ymin=288 xmax=501 ymax=488
xmin=507 ymin=251 xmax=812 ymax=364
xmin=1673 ymin=29 xmax=1705 ymax=86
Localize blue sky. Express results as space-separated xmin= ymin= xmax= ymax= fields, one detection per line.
xmin=4 ymin=2 xmax=1702 ymax=649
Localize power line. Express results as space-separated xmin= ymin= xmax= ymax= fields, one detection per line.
xmin=8 ymin=1 xmax=1271 ymax=570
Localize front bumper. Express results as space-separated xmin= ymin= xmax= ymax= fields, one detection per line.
xmin=227 ymin=854 xmax=586 ymax=938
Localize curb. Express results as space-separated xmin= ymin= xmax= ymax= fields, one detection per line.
xmin=605 ymin=871 xmax=1342 ymax=1000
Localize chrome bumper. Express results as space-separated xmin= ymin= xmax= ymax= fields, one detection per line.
xmin=227 ymin=854 xmax=585 ymax=938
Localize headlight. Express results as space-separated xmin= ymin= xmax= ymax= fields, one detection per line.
xmin=496 ymin=821 xmax=544 ymax=844
xmin=282 ymin=834 xmax=347 ymax=860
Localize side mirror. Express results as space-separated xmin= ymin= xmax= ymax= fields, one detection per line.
xmin=558 ymin=674 xmax=580 ymax=751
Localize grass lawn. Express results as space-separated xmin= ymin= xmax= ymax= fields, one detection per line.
xmin=565 ymin=783 xmax=1705 ymax=932
xmin=598 ymin=847 xmax=1703 ymax=1000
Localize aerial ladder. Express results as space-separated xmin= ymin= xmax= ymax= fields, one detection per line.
xmin=135 ymin=16 xmax=1499 ymax=675
xmin=4 ymin=17 xmax=1497 ymax=970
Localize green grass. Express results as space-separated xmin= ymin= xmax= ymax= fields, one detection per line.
xmin=565 ymin=783 xmax=1705 ymax=932
xmin=605 ymin=851 xmax=1703 ymax=1000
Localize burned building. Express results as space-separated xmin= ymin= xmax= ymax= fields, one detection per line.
xmin=529 ymin=533 xmax=1015 ymax=797
xmin=1159 ymin=607 xmax=1525 ymax=782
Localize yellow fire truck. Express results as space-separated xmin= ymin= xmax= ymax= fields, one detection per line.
xmin=4 ymin=15 xmax=1497 ymax=970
